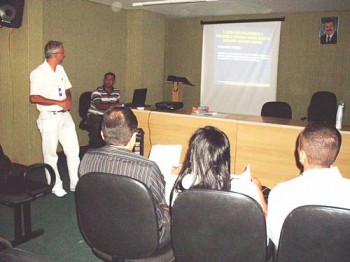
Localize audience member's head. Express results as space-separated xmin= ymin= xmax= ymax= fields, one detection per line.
xmin=298 ymin=123 xmax=341 ymax=169
xmin=175 ymin=126 xmax=231 ymax=191
xmin=102 ymin=107 xmax=138 ymax=146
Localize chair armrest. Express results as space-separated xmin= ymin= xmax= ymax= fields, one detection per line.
xmin=79 ymin=119 xmax=89 ymax=130
xmin=9 ymin=163 xmax=27 ymax=177
xmin=9 ymin=163 xmax=56 ymax=197
xmin=23 ymin=163 xmax=56 ymax=189
xmin=0 ymin=236 xmax=13 ymax=251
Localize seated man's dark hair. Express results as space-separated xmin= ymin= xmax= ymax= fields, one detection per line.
xmin=104 ymin=72 xmax=116 ymax=80
xmin=298 ymin=123 xmax=341 ymax=167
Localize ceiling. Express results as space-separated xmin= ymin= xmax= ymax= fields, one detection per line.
xmin=88 ymin=0 xmax=350 ymax=18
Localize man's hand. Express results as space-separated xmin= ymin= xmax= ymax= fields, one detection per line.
xmin=160 ymin=204 xmax=170 ymax=212
xmin=171 ymin=164 xmax=182 ymax=175
xmin=59 ymin=98 xmax=71 ymax=111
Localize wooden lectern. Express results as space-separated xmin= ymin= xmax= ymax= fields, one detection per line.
xmin=172 ymin=81 xmax=183 ymax=102
xmin=167 ymin=75 xmax=194 ymax=102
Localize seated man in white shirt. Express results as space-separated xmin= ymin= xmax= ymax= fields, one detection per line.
xmin=267 ymin=122 xmax=350 ymax=247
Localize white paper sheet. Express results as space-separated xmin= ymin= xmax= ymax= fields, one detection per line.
xmin=149 ymin=144 xmax=182 ymax=205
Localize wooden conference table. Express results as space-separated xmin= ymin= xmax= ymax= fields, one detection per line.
xmin=133 ymin=108 xmax=350 ymax=189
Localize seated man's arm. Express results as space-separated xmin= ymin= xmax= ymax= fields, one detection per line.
xmin=94 ymin=101 xmax=119 ymax=111
xmin=252 ymin=177 xmax=268 ymax=216
xmin=91 ymin=91 xmax=120 ymax=111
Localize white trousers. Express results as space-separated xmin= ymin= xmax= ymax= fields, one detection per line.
xmin=37 ymin=111 xmax=80 ymax=190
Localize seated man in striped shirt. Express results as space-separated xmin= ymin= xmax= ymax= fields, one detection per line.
xmin=79 ymin=107 xmax=171 ymax=248
xmin=87 ymin=72 xmax=120 ymax=148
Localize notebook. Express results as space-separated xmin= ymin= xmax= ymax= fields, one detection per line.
xmin=125 ymin=88 xmax=147 ymax=108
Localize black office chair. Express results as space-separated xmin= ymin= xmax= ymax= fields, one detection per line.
xmin=78 ymin=91 xmax=92 ymax=130
xmin=305 ymin=91 xmax=337 ymax=125
xmin=0 ymin=145 xmax=56 ymax=246
xmin=275 ymin=205 xmax=350 ymax=262
xmin=171 ymin=189 xmax=267 ymax=262
xmin=0 ymin=235 xmax=49 ymax=261
xmin=75 ymin=172 xmax=174 ymax=262
xmin=261 ymin=101 xmax=292 ymax=119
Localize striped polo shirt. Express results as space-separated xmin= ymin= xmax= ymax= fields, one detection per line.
xmin=88 ymin=85 xmax=120 ymax=115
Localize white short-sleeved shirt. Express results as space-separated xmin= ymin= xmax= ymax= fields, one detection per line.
xmin=30 ymin=60 xmax=72 ymax=111
xmin=267 ymin=166 xmax=350 ymax=246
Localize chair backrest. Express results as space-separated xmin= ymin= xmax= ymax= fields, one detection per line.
xmin=307 ymin=91 xmax=337 ymax=125
xmin=261 ymin=101 xmax=292 ymax=119
xmin=171 ymin=189 xmax=267 ymax=262
xmin=75 ymin=172 xmax=160 ymax=260
xmin=0 ymin=145 xmax=12 ymax=186
xmin=78 ymin=91 xmax=92 ymax=130
xmin=276 ymin=205 xmax=350 ymax=262
xmin=78 ymin=91 xmax=92 ymax=120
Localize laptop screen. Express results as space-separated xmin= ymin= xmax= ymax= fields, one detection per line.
xmin=129 ymin=88 xmax=147 ymax=107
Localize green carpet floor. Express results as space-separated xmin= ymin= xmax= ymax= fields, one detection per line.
xmin=0 ymin=153 xmax=100 ymax=262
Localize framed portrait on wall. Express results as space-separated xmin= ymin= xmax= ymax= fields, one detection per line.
xmin=320 ymin=17 xmax=339 ymax=44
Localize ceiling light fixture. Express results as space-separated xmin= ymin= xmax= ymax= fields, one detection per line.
xmin=132 ymin=0 xmax=218 ymax=7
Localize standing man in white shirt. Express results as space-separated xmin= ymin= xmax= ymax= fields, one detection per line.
xmin=267 ymin=123 xmax=350 ymax=247
xmin=30 ymin=40 xmax=80 ymax=197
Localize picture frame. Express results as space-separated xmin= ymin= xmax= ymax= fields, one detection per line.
xmin=320 ymin=17 xmax=339 ymax=45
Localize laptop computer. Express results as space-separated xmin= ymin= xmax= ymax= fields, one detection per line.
xmin=125 ymin=88 xmax=147 ymax=108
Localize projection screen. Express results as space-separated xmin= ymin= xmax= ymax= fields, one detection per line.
xmin=200 ymin=21 xmax=282 ymax=115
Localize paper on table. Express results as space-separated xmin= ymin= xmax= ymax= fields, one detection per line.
xmin=230 ymin=164 xmax=261 ymax=202
xmin=149 ymin=144 xmax=182 ymax=175
xmin=230 ymin=164 xmax=251 ymax=181
xmin=149 ymin=144 xmax=182 ymax=205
